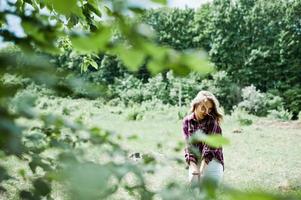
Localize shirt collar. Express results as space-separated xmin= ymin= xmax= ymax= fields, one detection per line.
xmin=188 ymin=112 xmax=197 ymax=122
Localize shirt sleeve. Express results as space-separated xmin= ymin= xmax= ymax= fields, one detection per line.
xmin=182 ymin=118 xmax=197 ymax=165
xmin=201 ymin=119 xmax=224 ymax=166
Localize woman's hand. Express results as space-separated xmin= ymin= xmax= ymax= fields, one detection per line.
xmin=199 ymin=159 xmax=208 ymax=175
xmin=188 ymin=161 xmax=200 ymax=184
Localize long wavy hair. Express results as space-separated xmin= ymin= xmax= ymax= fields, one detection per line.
xmin=190 ymin=90 xmax=224 ymax=124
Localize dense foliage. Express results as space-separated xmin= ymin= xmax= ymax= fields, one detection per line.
xmin=206 ymin=0 xmax=301 ymax=116
xmin=137 ymin=0 xmax=301 ymax=117
xmin=48 ymin=0 xmax=301 ymax=117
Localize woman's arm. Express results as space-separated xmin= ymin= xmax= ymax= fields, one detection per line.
xmin=201 ymin=119 xmax=224 ymax=166
xmin=182 ymin=118 xmax=197 ymax=165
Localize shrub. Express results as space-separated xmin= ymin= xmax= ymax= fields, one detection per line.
xmin=267 ymin=107 xmax=293 ymax=121
xmin=144 ymin=74 xmax=170 ymax=104
xmin=109 ymin=74 xmax=144 ymax=105
xmin=139 ymin=99 xmax=168 ymax=112
xmin=237 ymin=85 xmax=266 ymax=116
xmin=237 ymin=85 xmax=284 ymax=116
xmin=231 ymin=107 xmax=253 ymax=126
xmin=177 ymin=107 xmax=188 ymax=121
xmin=109 ymin=70 xmax=241 ymax=113
xmin=282 ymin=86 xmax=301 ymax=119
xmin=62 ymin=107 xmax=71 ymax=116
xmin=207 ymin=0 xmax=301 ymax=94
xmin=125 ymin=108 xmax=143 ymax=121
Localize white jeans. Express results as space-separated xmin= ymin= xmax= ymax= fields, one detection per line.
xmin=188 ymin=159 xmax=223 ymax=186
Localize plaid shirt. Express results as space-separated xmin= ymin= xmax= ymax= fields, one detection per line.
xmin=182 ymin=112 xmax=224 ymax=170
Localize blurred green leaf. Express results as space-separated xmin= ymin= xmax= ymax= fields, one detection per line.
xmin=127 ymin=134 xmax=139 ymax=140
xmin=104 ymin=6 xmax=114 ymax=16
xmin=147 ymin=60 xmax=165 ymax=76
xmin=22 ymin=20 xmax=46 ymax=43
xmin=0 ymin=84 xmax=19 ymax=98
xmin=142 ymin=154 xmax=156 ymax=165
xmin=46 ymin=0 xmax=82 ymax=16
xmin=86 ymin=1 xmax=102 ymax=17
xmin=143 ymin=42 xmax=167 ymax=61
xmin=189 ymin=130 xmax=230 ymax=148
xmin=226 ymin=189 xmax=293 ymax=200
xmin=202 ymin=134 xmax=230 ymax=148
xmin=182 ymin=51 xmax=214 ymax=74
xmin=29 ymin=155 xmax=52 ymax=173
xmin=33 ymin=178 xmax=51 ymax=196
xmin=19 ymin=190 xmax=34 ymax=199
xmin=151 ymin=0 xmax=167 ymax=5
xmin=115 ymin=45 xmax=146 ymax=71
xmin=0 ymin=166 xmax=11 ymax=182
xmin=89 ymin=59 xmax=98 ymax=70
xmin=71 ymin=27 xmax=111 ymax=53
xmin=62 ymin=162 xmax=114 ymax=200
xmin=0 ymin=107 xmax=24 ymax=155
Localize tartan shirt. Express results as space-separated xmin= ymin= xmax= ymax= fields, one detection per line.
xmin=182 ymin=112 xmax=224 ymax=170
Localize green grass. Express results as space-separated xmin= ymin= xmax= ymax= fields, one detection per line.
xmin=2 ymin=92 xmax=301 ymax=199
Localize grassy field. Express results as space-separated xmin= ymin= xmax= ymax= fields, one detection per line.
xmin=2 ymin=90 xmax=301 ymax=199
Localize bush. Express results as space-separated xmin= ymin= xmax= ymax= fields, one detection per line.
xmin=109 ymin=74 xmax=144 ymax=105
xmin=144 ymin=74 xmax=170 ymax=104
xmin=267 ymin=107 xmax=293 ymax=121
xmin=47 ymin=3 xmax=301 ymax=117
xmin=125 ymin=108 xmax=144 ymax=121
xmin=108 ymin=70 xmax=242 ymax=113
xmin=231 ymin=107 xmax=253 ymax=126
xmin=237 ymin=85 xmax=266 ymax=116
xmin=282 ymin=86 xmax=301 ymax=119
xmin=206 ymin=0 xmax=301 ymax=94
xmin=62 ymin=107 xmax=71 ymax=116
xmin=139 ymin=99 xmax=169 ymax=112
xmin=237 ymin=85 xmax=284 ymax=116
xmin=177 ymin=107 xmax=188 ymax=121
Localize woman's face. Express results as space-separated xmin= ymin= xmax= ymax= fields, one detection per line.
xmin=195 ymin=99 xmax=214 ymax=121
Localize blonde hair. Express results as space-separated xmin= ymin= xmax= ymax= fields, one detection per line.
xmin=190 ymin=90 xmax=224 ymax=124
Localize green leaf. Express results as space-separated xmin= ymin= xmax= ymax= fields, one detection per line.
xmin=143 ymin=42 xmax=167 ymax=61
xmin=104 ymin=6 xmax=114 ymax=16
xmin=182 ymin=51 xmax=214 ymax=74
xmin=115 ymin=45 xmax=146 ymax=71
xmin=86 ymin=1 xmax=102 ymax=17
xmin=33 ymin=178 xmax=51 ymax=196
xmin=189 ymin=130 xmax=230 ymax=148
xmin=151 ymin=0 xmax=167 ymax=5
xmin=142 ymin=154 xmax=156 ymax=165
xmin=29 ymin=155 xmax=51 ymax=173
xmin=127 ymin=134 xmax=139 ymax=140
xmin=0 ymin=166 xmax=11 ymax=182
xmin=147 ymin=60 xmax=165 ymax=76
xmin=89 ymin=59 xmax=98 ymax=70
xmin=19 ymin=190 xmax=34 ymax=199
xmin=62 ymin=163 xmax=113 ymax=199
xmin=21 ymin=20 xmax=46 ymax=43
xmin=71 ymin=27 xmax=111 ymax=53
xmin=46 ymin=0 xmax=81 ymax=16
xmin=202 ymin=135 xmax=230 ymax=148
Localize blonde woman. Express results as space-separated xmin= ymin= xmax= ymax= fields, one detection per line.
xmin=182 ymin=91 xmax=224 ymax=186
